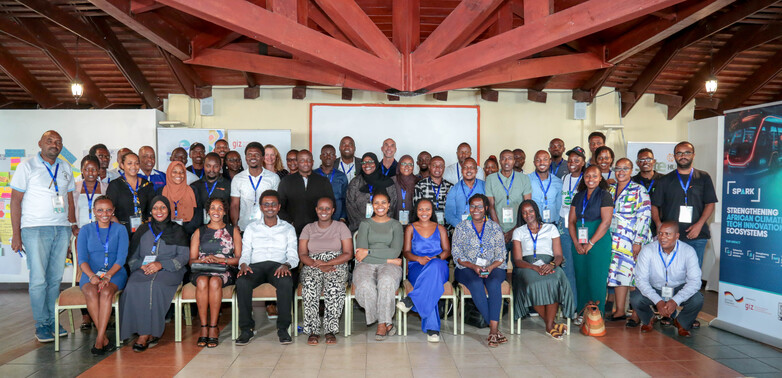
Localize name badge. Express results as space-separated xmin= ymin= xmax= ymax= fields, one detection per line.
xmin=435 ymin=211 xmax=445 ymax=225
xmin=398 ymin=210 xmax=409 ymax=225
xmin=563 ymin=211 xmax=570 ymax=227
xmin=533 ymin=259 xmax=545 ymax=267
xmin=96 ymin=269 xmax=108 ymax=277
xmin=610 ymin=215 xmax=619 ymax=233
xmin=365 ymin=203 xmax=374 ymax=218
xmin=203 ymin=209 xmax=210 ymax=224
xmin=679 ymin=205 xmax=693 ymax=223
xmin=476 ymin=257 xmax=489 ymax=267
xmin=250 ymin=208 xmax=262 ymax=222
xmin=461 ymin=213 xmax=470 ymax=221
xmin=542 ymin=209 xmax=551 ymax=222
xmin=51 ymin=195 xmax=65 ymax=214
xmin=130 ymin=216 xmax=142 ymax=233
xmin=142 ymin=255 xmax=157 ymax=265
xmin=173 ymin=219 xmax=183 ymax=226
xmin=661 ymin=285 xmax=674 ymax=301
xmin=502 ymin=207 xmax=514 ymax=224
xmin=577 ymin=227 xmax=589 ymax=244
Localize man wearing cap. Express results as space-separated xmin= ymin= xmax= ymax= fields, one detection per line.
xmin=558 ymin=146 xmax=586 ymax=312
xmin=187 ymin=142 xmax=206 ymax=180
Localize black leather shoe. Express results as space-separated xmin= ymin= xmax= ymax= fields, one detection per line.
xmin=235 ymin=329 xmax=254 ymax=346
xmin=132 ymin=343 xmax=148 ymax=352
xmin=278 ymin=328 xmax=292 ymax=345
xmin=91 ymin=346 xmax=105 ymax=356
xmin=147 ymin=337 xmax=160 ymax=348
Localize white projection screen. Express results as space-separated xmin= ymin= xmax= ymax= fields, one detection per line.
xmin=310 ymin=104 xmax=480 ymax=168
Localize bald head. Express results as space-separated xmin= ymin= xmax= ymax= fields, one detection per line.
xmin=38 ymin=130 xmax=63 ymax=161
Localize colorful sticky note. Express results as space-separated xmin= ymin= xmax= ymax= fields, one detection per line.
xmin=4 ymin=149 xmax=24 ymax=158
xmin=10 ymin=158 xmax=20 ymax=171
xmin=59 ymin=146 xmax=77 ymax=165
xmin=0 ymin=172 xmax=8 ymax=187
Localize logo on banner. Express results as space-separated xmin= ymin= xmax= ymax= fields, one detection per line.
xmin=726 ymin=181 xmax=762 ymax=202
xmin=724 ymin=291 xmax=745 ymax=304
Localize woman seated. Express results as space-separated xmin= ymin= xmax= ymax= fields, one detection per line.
xmin=452 ymin=193 xmax=508 ymax=347
xmin=298 ymin=197 xmax=353 ymax=345
xmin=77 ymin=196 xmax=128 ymax=355
xmin=511 ymin=200 xmax=576 ymax=340
xmin=397 ymin=198 xmax=451 ymax=343
xmin=189 ymin=198 xmax=242 ymax=348
xmin=354 ymin=190 xmax=404 ymax=341
xmin=120 ymin=196 xmax=189 ymax=352
xmin=159 ymin=161 xmax=201 ymax=234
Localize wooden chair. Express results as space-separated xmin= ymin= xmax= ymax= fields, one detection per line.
xmin=457 ymin=280 xmax=514 ymax=335
xmin=292 ymin=282 xmax=350 ymax=337
xmin=399 ymin=257 xmax=457 ymax=336
xmin=175 ymin=282 xmax=237 ymax=342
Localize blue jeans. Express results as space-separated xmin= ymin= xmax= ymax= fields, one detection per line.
xmin=681 ymin=238 xmax=707 ymax=269
xmin=21 ymin=226 xmax=70 ymax=329
xmin=455 ymin=267 xmax=505 ymax=323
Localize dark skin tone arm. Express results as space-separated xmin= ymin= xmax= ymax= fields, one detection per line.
xmin=686 ymin=202 xmax=714 ymax=239
xmin=401 ymin=224 xmax=451 ymax=264
xmin=298 ymin=238 xmax=354 ymax=272
xmin=230 ymin=197 xmax=240 ymax=227
xmin=511 ymin=237 xmax=564 ymax=275
xmin=188 ymin=228 xmax=242 ymax=266
xmin=10 ymin=190 xmax=23 ymax=251
xmin=568 ymin=204 xmax=612 ymax=254
xmin=488 ymin=195 xmax=532 ymax=242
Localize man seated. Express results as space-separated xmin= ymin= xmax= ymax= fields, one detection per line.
xmin=235 ymin=190 xmax=299 ymax=345
xmin=631 ymin=221 xmax=703 ymax=337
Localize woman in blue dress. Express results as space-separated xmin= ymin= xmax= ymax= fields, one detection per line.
xmin=77 ymin=195 xmax=128 ymax=355
xmin=397 ymin=198 xmax=451 ymax=342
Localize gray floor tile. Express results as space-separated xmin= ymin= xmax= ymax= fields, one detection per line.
xmin=715 ymin=358 xmax=780 ymax=375
xmin=757 ymin=357 xmax=782 ymax=370
xmin=690 ymin=345 xmax=749 ymax=359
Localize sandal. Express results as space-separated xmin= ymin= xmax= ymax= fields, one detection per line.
xmin=487 ymin=333 xmax=499 ymax=348
xmin=197 ymin=325 xmax=208 ymax=347
xmin=324 ymin=333 xmax=337 ymax=344
xmin=375 ymin=324 xmax=388 ymax=341
xmin=626 ymin=319 xmax=639 ymax=328
xmin=307 ymin=334 xmax=320 ymax=345
xmin=660 ymin=316 xmax=673 ymax=326
xmin=555 ymin=323 xmax=567 ymax=334
xmin=386 ymin=323 xmax=396 ymax=337
xmin=496 ymin=331 xmax=508 ymax=344
xmin=207 ymin=325 xmax=219 ymax=348
xmin=692 ymin=320 xmax=700 ymax=329
xmin=548 ymin=328 xmax=563 ymax=340
xmin=80 ymin=322 xmax=93 ymax=330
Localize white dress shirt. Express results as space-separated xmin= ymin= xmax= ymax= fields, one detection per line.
xmin=634 ymin=240 xmax=702 ymax=305
xmin=239 ymin=216 xmax=299 ymax=267
xmin=443 ymin=162 xmax=485 ymax=185
xmin=230 ymin=168 xmax=281 ymax=231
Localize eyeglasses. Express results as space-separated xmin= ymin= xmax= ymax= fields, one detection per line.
xmin=637 ymin=158 xmax=654 ymax=163
xmin=469 ymin=204 xmax=484 ymax=210
xmin=362 ymin=160 xmax=375 ymax=165
xmin=400 ymin=162 xmax=414 ymax=167
xmin=612 ymin=167 xmax=632 ymax=172
xmin=674 ymin=151 xmax=693 ymax=157
xmin=261 ymin=202 xmax=278 ymax=207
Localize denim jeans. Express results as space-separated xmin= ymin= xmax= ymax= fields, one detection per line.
xmin=681 ymin=238 xmax=707 ymax=270
xmin=21 ymin=226 xmax=70 ymax=329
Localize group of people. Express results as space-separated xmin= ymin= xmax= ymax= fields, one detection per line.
xmin=10 ymin=129 xmax=715 ymax=353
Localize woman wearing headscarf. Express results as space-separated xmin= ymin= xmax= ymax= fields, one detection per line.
xmin=119 ymin=196 xmax=190 ymax=352
xmin=346 ymin=152 xmax=397 ymax=232
xmin=391 ymin=155 xmax=419 ymax=225
xmin=159 ymin=161 xmax=201 ymax=235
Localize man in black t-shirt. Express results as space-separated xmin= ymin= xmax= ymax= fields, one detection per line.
xmin=192 ymin=153 xmax=232 ymax=223
xmin=632 ymin=148 xmax=665 ymax=235
xmin=651 ymin=142 xmax=717 ymax=268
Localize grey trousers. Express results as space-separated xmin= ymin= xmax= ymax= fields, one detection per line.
xmin=353 ymin=262 xmax=402 ymax=325
xmin=630 ymin=284 xmax=704 ymax=330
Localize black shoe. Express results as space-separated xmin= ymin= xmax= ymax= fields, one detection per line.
xmin=132 ymin=343 xmax=148 ymax=353
xmin=90 ymin=346 xmax=105 ymax=356
xmin=278 ymin=328 xmax=292 ymax=345
xmin=147 ymin=337 xmax=160 ymax=348
xmin=102 ymin=342 xmax=116 ymax=353
xmin=396 ymin=297 xmax=414 ymax=313
xmin=235 ymin=329 xmax=255 ymax=346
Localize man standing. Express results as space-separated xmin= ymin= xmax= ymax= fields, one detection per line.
xmin=186 ymin=142 xmax=206 ymax=180
xmin=314 ymin=145 xmax=348 ymax=222
xmin=138 ymin=146 xmax=166 ymax=191
xmin=379 ymin=138 xmax=397 ymax=177
xmin=89 ymin=144 xmax=111 ymax=183
xmin=106 ymin=147 xmax=131 ymax=181
xmin=286 ymin=150 xmax=299 ymax=174
xmin=413 ymin=156 xmax=453 ymax=225
xmin=548 ymin=138 xmax=568 ymax=179
xmin=235 ymin=190 xmax=298 ymax=345
xmin=587 ymin=131 xmax=606 ymax=166
xmin=633 ymin=148 xmax=664 ymax=235
xmin=11 ymin=131 xmax=76 ymax=342
xmin=278 ymin=150 xmax=335 ymax=235
xmin=513 ymin=148 xmax=526 ymax=173
xmin=444 ymin=158 xmax=485 ymax=227
xmin=486 ymin=149 xmax=532 ymax=245
xmin=230 ymin=142 xmax=281 ymax=232
xmin=528 ymin=151 xmax=563 ymax=224
xmin=192 ymin=153 xmax=231 ymax=222
xmin=651 ymin=142 xmax=717 ymax=268
xmin=631 ymin=221 xmax=703 ymax=337
xmin=171 ymin=147 xmax=199 ymax=185
xmin=416 ymin=151 xmax=431 ymax=179
xmin=336 ymin=136 xmax=357 ymax=182
xmin=214 ymin=139 xmax=230 ymax=164
xmin=444 ymin=142 xmax=485 ymax=184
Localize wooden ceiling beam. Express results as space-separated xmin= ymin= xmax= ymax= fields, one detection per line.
xmin=606 ymin=0 xmax=734 ymax=63
xmin=572 ymin=66 xmax=615 ymax=103
xmin=414 ymin=0 xmax=684 ymax=92
xmin=267 ymin=0 xmax=297 ymax=20
xmin=312 ymin=0 xmax=399 ymax=61
xmin=524 ymin=0 xmax=554 ymax=22
xmin=392 ymin=0 xmax=420 ymax=55
xmin=307 ymin=3 xmax=352 ymax=45
xmin=14 ymin=0 xmax=106 ymax=50
xmin=159 ymin=47 xmax=207 ymax=98
xmin=89 ymin=0 xmax=191 ymax=60
xmin=0 ymin=17 xmax=41 ymax=48
xmin=0 ymin=45 xmax=58 ymax=108
xmin=480 ymin=87 xmax=498 ymax=102
xmin=719 ymin=49 xmax=782 ymax=111
xmin=156 ymin=0 xmax=401 ymax=90
xmin=130 ymin=0 xmax=165 ymax=14
xmin=192 ymin=30 xmax=244 ymax=56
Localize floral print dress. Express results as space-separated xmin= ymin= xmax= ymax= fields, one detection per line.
xmin=192 ymin=225 xmax=236 ymax=286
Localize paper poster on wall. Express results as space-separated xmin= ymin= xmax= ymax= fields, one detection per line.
xmin=157 ymin=128 xmax=225 ymax=171
xmin=626 ymin=142 xmax=678 ymax=176
xmin=226 ymin=130 xmax=291 ymax=166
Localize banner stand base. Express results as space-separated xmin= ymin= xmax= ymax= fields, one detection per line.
xmin=709 ymin=318 xmax=782 ymax=349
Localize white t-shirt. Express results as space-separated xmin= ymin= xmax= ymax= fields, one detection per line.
xmin=72 ymin=180 xmax=108 ymax=228
xmin=560 ymin=172 xmax=582 ymax=224
xmin=10 ymin=154 xmax=76 ymax=228
xmin=230 ymin=168 xmax=280 ymax=231
xmin=443 ymin=162 xmax=485 ymax=185
xmin=337 ymin=159 xmax=356 ymax=182
xmin=512 ymin=223 xmax=560 ymax=257
xmin=186 ymin=170 xmax=199 ymax=185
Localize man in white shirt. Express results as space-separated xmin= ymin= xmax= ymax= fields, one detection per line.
xmin=230 ymin=142 xmax=280 ymax=232
xmin=235 ymin=190 xmax=298 ymax=345
xmin=631 ymin=221 xmax=703 ymax=337
xmin=10 ymin=130 xmax=77 ymax=342
xmin=444 ymin=142 xmax=485 ymax=184
xmin=336 ymin=136 xmax=357 ymax=182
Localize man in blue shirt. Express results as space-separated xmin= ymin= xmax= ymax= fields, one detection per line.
xmin=314 ymin=144 xmax=348 ymax=222
xmin=527 ymin=150 xmax=563 ymax=225
xmin=444 ymin=157 xmax=485 ymax=227
xmin=138 ymin=146 xmax=166 ymax=191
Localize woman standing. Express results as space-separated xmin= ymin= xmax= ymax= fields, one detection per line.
xmin=78 ymin=196 xmax=128 ymax=355
xmin=264 ymin=144 xmax=289 ymax=179
xmin=160 ymin=161 xmax=200 ymax=234
xmin=607 ymin=158 xmax=651 ymax=324
xmin=354 ymin=191 xmax=404 ymax=340
xmin=452 ymin=194 xmax=507 ymax=347
xmin=120 ymin=196 xmax=189 ymax=352
xmin=397 ymin=198 xmax=450 ymax=342
xmin=568 ymin=165 xmax=613 ymax=314
xmin=595 ymin=146 xmax=616 ymax=185
xmin=223 ymin=150 xmax=243 ymax=181
xmin=346 ymin=152 xmax=397 ymax=232
xmin=298 ymin=197 xmax=353 ymax=345
xmin=106 ymin=152 xmax=154 ymax=236
xmin=512 ymin=200 xmax=575 ymax=339
xmin=559 ymin=147 xmax=585 ymax=313
xmin=189 ymin=198 xmax=241 ymax=348
xmin=392 ymin=155 xmax=418 ymax=225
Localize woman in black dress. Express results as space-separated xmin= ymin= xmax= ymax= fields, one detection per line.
xmin=106 ymin=152 xmax=155 ymax=236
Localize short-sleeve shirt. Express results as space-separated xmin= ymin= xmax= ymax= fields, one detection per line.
xmin=651 ymin=168 xmax=718 ymax=239
xmin=484 ymin=171 xmax=533 ymax=232
xmin=230 ymin=168 xmax=280 ymax=231
xmin=572 ymin=187 xmax=614 ymax=224
xmin=10 ymin=153 xmax=76 ymax=228
xmin=512 ymin=223 xmax=560 ymax=257
xmin=299 ymin=221 xmax=352 ymax=256
xmin=528 ymin=172 xmax=563 ymax=223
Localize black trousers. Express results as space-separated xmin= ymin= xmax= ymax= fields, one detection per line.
xmin=236 ymin=261 xmax=294 ymax=332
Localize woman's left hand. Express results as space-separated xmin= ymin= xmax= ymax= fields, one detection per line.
xmin=582 ymin=243 xmax=593 ymax=254
xmin=355 ymin=248 xmax=369 ymax=262
xmin=142 ymin=262 xmax=162 ymax=275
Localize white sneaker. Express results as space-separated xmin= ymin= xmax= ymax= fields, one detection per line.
xmin=427 ymin=333 xmax=440 ymax=343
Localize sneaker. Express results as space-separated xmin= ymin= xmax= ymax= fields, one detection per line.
xmin=54 ymin=324 xmax=68 ymax=337
xmin=278 ymin=328 xmax=292 ymax=345
xmin=35 ymin=325 xmax=54 ymax=343
xmin=396 ymin=297 xmax=414 ymax=313
xmin=427 ymin=332 xmax=440 ymax=343
xmin=235 ymin=329 xmax=255 ymax=346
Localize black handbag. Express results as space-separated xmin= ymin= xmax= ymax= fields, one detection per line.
xmin=191 ymin=263 xmax=227 ymax=273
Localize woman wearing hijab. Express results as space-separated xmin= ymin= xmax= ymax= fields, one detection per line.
xmin=391 ymin=155 xmax=418 ymax=225
xmin=346 ymin=152 xmax=398 ymax=232
xmin=120 ymin=196 xmax=190 ymax=352
xmin=159 ymin=161 xmax=201 ymax=235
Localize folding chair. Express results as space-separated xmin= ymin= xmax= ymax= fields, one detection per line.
xmin=176 ymin=283 xmax=237 ymax=342
xmin=399 ymin=257 xmax=457 ymax=336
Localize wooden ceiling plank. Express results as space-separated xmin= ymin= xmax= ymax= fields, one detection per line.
xmin=720 ymin=48 xmax=782 ymax=110
xmin=312 ymin=0 xmax=399 ymax=60
xmin=0 ymin=17 xmax=41 ymax=48
xmin=0 ymin=44 xmax=58 ymax=108
xmin=159 ymin=46 xmax=206 ymax=97
xmin=415 ymin=0 xmax=682 ymax=91
xmin=89 ymin=0 xmax=191 ymax=60
xmin=15 ymin=0 xmax=106 ymax=50
xmin=92 ymin=16 xmax=161 ymax=108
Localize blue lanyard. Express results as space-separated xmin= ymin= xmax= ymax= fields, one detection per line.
xmin=461 ymin=181 xmax=476 ymax=212
xmin=605 ymin=171 xmax=612 ymax=181
xmin=148 ymin=223 xmax=163 ymax=254
xmin=400 ymin=189 xmax=407 ymax=210
xmin=249 ymin=173 xmax=263 ymax=205
xmin=173 ymin=200 xmax=179 ymax=218
xmin=124 ymin=177 xmax=140 ymax=215
xmin=676 ymin=169 xmax=693 ymax=206
xmin=380 ymin=164 xmax=391 ymax=176
xmin=205 ymin=180 xmax=218 ymax=197
xmin=551 ymin=160 xmax=563 ymax=176
xmin=580 ymin=191 xmax=590 ymax=227
xmin=644 ymin=179 xmax=655 ymax=193
xmin=45 ymin=162 xmax=60 ymax=195
xmin=96 ymin=222 xmax=112 ymax=268
xmin=471 ymin=220 xmax=486 ymax=256
xmin=432 ymin=182 xmax=442 ymax=210
xmin=497 ymin=172 xmax=515 ymax=205
xmin=534 ymin=171 xmax=552 ymax=207
xmin=189 ymin=166 xmax=204 ymax=179
xmin=568 ymin=172 xmax=583 ymax=198
xmin=368 ymin=185 xmax=374 ymax=202
xmin=614 ymin=182 xmax=629 ymax=203
xmin=319 ymin=169 xmax=336 ymax=183
xmin=340 ymin=161 xmax=353 ymax=176
xmin=658 ymin=241 xmax=678 ymax=284
xmin=527 ymin=225 xmax=539 ymax=259
xmin=84 ymin=181 xmax=98 ymax=220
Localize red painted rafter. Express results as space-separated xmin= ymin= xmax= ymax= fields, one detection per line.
xmin=159 ymin=47 xmax=207 ymax=98
xmin=0 ymin=44 xmax=58 ymax=108
xmin=308 ymin=2 xmax=352 ymax=45
xmin=393 ymin=0 xmax=420 ymax=89
xmin=524 ymin=0 xmax=553 ymax=22
xmin=312 ymin=0 xmax=399 ymax=61
xmin=720 ymin=49 xmax=782 ymax=111
xmin=15 ymin=0 xmax=106 ymax=50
